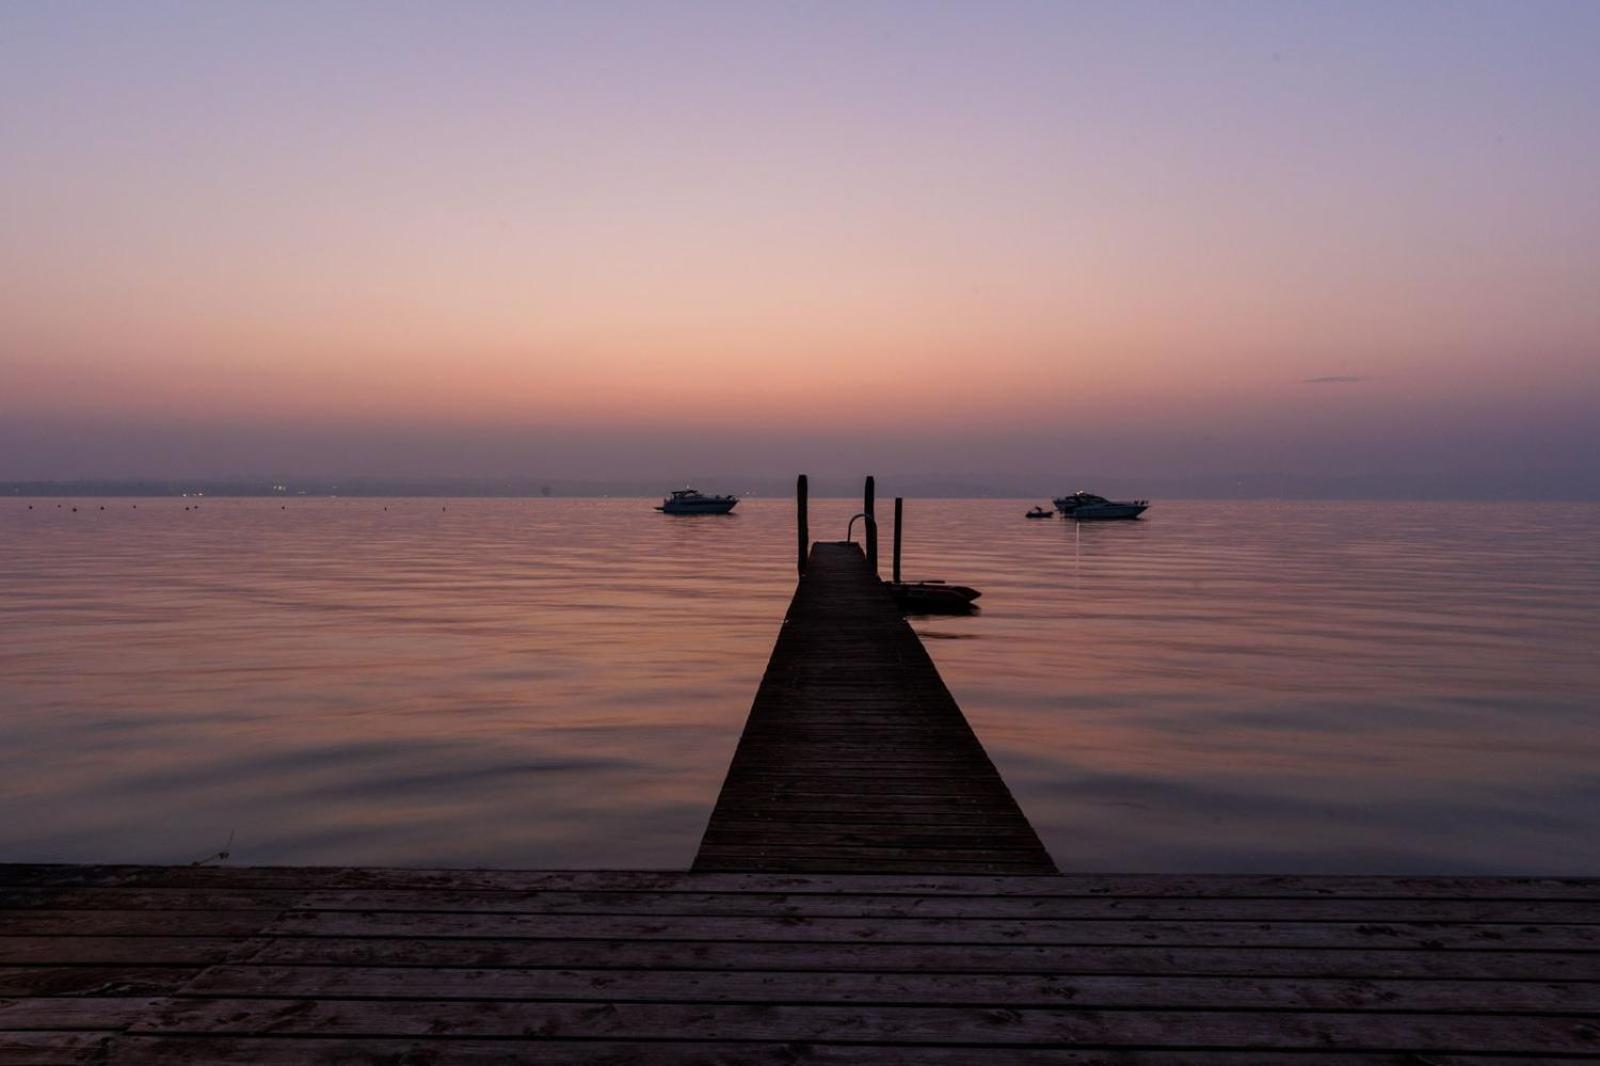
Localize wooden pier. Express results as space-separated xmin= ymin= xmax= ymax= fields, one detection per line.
xmin=695 ymin=542 xmax=1055 ymax=875
xmin=2 ymin=504 xmax=1597 ymax=1061
xmin=3 ymin=864 xmax=1597 ymax=1062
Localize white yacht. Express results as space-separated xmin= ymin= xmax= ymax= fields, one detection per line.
xmin=656 ymin=488 xmax=739 ymax=515
xmin=1052 ymin=491 xmax=1149 ymax=520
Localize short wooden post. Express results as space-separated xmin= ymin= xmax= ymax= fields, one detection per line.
xmin=864 ymin=475 xmax=878 ymax=575
xmin=796 ymin=474 xmax=809 ymax=576
xmin=893 ymin=496 xmax=903 ymax=584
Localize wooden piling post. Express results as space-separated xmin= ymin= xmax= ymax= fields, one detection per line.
xmin=893 ymin=496 xmax=903 ymax=584
xmin=864 ymin=475 xmax=878 ymax=575
xmin=870 ymin=473 xmax=883 ymax=573
xmin=796 ymin=474 xmax=809 ymax=576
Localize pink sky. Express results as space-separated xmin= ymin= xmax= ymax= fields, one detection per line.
xmin=2 ymin=2 xmax=1597 ymax=486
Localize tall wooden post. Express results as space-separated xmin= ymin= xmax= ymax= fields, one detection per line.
xmin=893 ymin=496 xmax=903 ymax=584
xmin=864 ymin=475 xmax=878 ymax=575
xmin=796 ymin=474 xmax=809 ymax=576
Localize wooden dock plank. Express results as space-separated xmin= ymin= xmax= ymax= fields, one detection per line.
xmin=258 ymin=910 xmax=1600 ymax=950
xmin=123 ymin=999 xmax=1600 ymax=1052
xmin=0 ymin=938 xmax=247 ymax=967
xmin=179 ymin=966 xmax=1600 ymax=1013
xmin=0 ymin=998 xmax=168 ymax=1032
xmin=91 ymin=1038 xmax=1566 ymax=1066
xmin=0 ymin=968 xmax=199 ymax=998
xmin=3 ymin=866 xmax=1598 ymax=1060
xmin=0 ymin=1031 xmax=111 ymax=1066
xmin=693 ymin=543 xmax=1057 ymax=874
xmin=0 ymin=911 xmax=283 ymax=938
xmin=6 ymin=866 xmax=1595 ymax=899
xmin=240 ymin=935 xmax=1600 ymax=979
xmin=18 ymin=886 xmax=1600 ymax=922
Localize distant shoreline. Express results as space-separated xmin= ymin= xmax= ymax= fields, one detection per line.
xmin=5 ymin=479 xmax=1598 ymax=502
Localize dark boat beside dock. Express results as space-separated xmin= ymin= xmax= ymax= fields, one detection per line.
xmin=884 ymin=578 xmax=982 ymax=614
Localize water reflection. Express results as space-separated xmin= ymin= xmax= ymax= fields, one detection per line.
xmin=1 ymin=498 xmax=1596 ymax=873
xmin=900 ymin=500 xmax=1600 ymax=874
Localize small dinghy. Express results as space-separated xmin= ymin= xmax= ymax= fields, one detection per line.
xmin=885 ymin=580 xmax=981 ymax=615
xmin=1025 ymin=506 xmax=1054 ymax=518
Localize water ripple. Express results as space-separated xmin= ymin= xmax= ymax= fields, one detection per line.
xmin=1 ymin=497 xmax=1597 ymax=873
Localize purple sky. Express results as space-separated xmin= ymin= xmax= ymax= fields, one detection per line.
xmin=3 ymin=2 xmax=1597 ymax=490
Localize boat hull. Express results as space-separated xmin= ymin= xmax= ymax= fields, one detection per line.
xmin=657 ymin=500 xmax=738 ymax=514
xmin=885 ymin=581 xmax=981 ymax=614
xmin=1068 ymin=503 xmax=1147 ymax=520
xmin=1054 ymin=492 xmax=1149 ymax=519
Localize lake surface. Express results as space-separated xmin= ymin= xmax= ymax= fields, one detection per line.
xmin=3 ymin=497 xmax=1597 ymax=874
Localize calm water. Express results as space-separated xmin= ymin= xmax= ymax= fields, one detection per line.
xmin=2 ymin=498 xmax=1597 ymax=874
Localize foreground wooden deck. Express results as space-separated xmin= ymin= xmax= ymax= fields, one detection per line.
xmin=695 ymin=542 xmax=1055 ymax=875
xmin=2 ymin=863 xmax=1598 ymax=1062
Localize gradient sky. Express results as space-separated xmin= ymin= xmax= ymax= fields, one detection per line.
xmin=3 ymin=1 xmax=1597 ymax=486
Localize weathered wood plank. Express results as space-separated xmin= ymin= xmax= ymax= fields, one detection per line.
xmin=6 ymin=867 xmax=1596 ymax=900
xmin=705 ymin=797 xmax=1032 ymax=816
xmin=98 ymin=1037 xmax=1544 ymax=1066
xmin=693 ymin=858 xmax=1065 ymax=876
xmin=693 ymin=543 xmax=1056 ymax=874
xmin=699 ymin=828 xmax=1054 ymax=847
xmin=18 ymin=884 xmax=1596 ymax=923
xmin=0 ymin=969 xmax=199 ymax=998
xmin=260 ymin=910 xmax=1600 ymax=949
xmin=0 ymin=889 xmax=300 ymax=912
xmin=178 ymin=966 xmax=1600 ymax=1013
xmin=125 ymin=999 xmax=1600 ymax=1052
xmin=269 ymin=890 xmax=1600 ymax=923
xmin=0 ymin=939 xmax=248 ymax=967
xmin=718 ymin=767 xmax=1005 ymax=781
xmin=0 ymin=911 xmax=281 ymax=938
xmin=3 ymin=861 xmax=1591 ymax=1057
xmin=243 ymin=937 xmax=1600 ymax=979
xmin=692 ymin=845 xmax=1056 ymax=863
xmin=0 ymin=1031 xmax=110 ymax=1066
xmin=0 ymin=997 xmax=168 ymax=1032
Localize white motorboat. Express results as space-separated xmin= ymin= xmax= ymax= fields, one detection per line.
xmin=1052 ymin=491 xmax=1149 ymax=520
xmin=656 ymin=487 xmax=739 ymax=515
